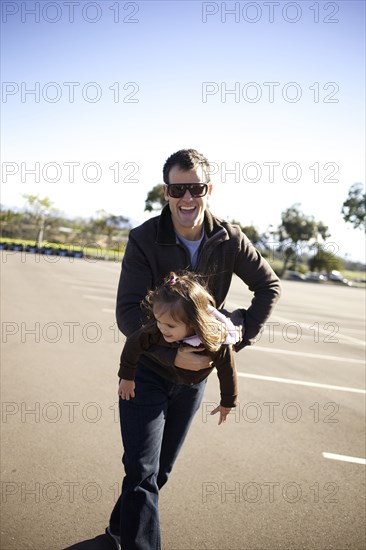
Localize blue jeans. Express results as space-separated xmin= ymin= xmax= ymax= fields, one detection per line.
xmin=109 ymin=362 xmax=207 ymax=550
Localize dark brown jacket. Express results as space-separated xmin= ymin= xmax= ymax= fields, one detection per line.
xmin=116 ymin=205 xmax=281 ymax=359
xmin=118 ymin=321 xmax=238 ymax=408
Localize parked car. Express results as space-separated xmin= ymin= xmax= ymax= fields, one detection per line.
xmin=305 ymin=272 xmax=327 ymax=282
xmin=286 ymin=270 xmax=306 ymax=281
xmin=327 ymin=272 xmax=353 ymax=286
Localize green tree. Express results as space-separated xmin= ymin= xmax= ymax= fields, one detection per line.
xmin=230 ymin=221 xmax=260 ymax=245
xmin=22 ymin=194 xmax=57 ymax=246
xmin=145 ymin=184 xmax=166 ymax=212
xmin=341 ymin=183 xmax=366 ymax=230
xmin=0 ymin=207 xmax=23 ymax=238
xmin=94 ymin=210 xmax=131 ymax=249
xmin=278 ymin=204 xmax=330 ymax=276
xmin=308 ymin=249 xmax=344 ymax=273
xmin=64 ymin=216 xmax=95 ymax=244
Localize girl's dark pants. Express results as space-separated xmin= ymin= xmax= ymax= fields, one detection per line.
xmin=109 ymin=362 xmax=207 ymax=550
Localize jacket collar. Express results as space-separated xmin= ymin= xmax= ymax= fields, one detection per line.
xmin=156 ymin=204 xmax=226 ymax=245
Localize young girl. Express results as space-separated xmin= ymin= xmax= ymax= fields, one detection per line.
xmin=118 ymin=271 xmax=241 ymax=424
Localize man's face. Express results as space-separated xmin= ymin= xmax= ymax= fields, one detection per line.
xmin=163 ymin=165 xmax=212 ymax=239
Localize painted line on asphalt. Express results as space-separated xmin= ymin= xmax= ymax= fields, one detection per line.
xmin=272 ymin=314 xmax=365 ymax=347
xmin=81 ymin=264 xmax=121 ymax=273
xmin=341 ymin=328 xmax=366 ymax=335
xmin=237 ymin=372 xmax=366 ymax=394
xmin=247 ymin=345 xmax=364 ymax=364
xmin=72 ymin=285 xmax=116 ymax=294
xmin=322 ymin=452 xmax=366 ymax=465
xmin=226 ymin=301 xmax=365 ymax=347
xmin=62 ymin=279 xmax=116 ymax=289
xmin=82 ymin=294 xmax=115 ymax=302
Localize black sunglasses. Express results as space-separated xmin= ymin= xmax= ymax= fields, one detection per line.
xmin=166 ymin=183 xmax=208 ymax=199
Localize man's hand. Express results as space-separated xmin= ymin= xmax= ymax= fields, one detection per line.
xmin=175 ymin=347 xmax=213 ymax=371
xmin=118 ymin=379 xmax=135 ymax=400
xmin=220 ymin=308 xmax=244 ymax=348
xmin=210 ymin=405 xmax=232 ymax=425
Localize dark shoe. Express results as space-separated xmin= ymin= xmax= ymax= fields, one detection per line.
xmin=63 ymin=532 xmax=116 ymax=549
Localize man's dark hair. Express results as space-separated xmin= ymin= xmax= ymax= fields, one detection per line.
xmin=163 ymin=149 xmax=210 ymax=184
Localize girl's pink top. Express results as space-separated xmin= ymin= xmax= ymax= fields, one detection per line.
xmin=182 ymin=306 xmax=241 ymax=347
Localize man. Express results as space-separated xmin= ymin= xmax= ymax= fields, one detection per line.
xmin=107 ymin=149 xmax=281 ymax=550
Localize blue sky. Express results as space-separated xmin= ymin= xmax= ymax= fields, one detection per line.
xmin=1 ymin=0 xmax=365 ymax=261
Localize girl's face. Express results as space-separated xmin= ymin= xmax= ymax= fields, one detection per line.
xmin=153 ymin=308 xmax=193 ymax=343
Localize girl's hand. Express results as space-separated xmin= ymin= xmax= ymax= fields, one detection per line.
xmin=210 ymin=405 xmax=232 ymax=425
xmin=118 ymin=379 xmax=135 ymax=400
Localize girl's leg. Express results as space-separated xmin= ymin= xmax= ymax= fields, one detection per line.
xmin=110 ymin=364 xmax=169 ymax=550
xmin=157 ymin=379 xmax=207 ymax=489
xmin=109 ymin=367 xmax=207 ymax=549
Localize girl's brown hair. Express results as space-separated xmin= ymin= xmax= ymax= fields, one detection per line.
xmin=143 ymin=271 xmax=227 ymax=352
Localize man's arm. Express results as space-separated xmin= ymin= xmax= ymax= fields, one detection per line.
xmin=231 ymin=230 xmax=281 ymax=351
xmin=116 ymin=233 xmax=152 ymax=336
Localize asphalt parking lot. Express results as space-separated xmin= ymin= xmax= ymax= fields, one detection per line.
xmin=1 ymin=251 xmax=365 ymax=550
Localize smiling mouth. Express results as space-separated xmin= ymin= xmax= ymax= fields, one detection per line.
xmin=179 ymin=206 xmax=196 ymax=212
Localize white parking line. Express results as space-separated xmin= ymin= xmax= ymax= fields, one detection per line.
xmin=72 ymin=285 xmax=116 ymax=294
xmin=80 ymin=264 xmax=121 ymax=273
xmin=62 ymin=279 xmax=116 ymax=289
xmin=272 ymin=315 xmax=365 ymax=346
xmin=237 ymin=372 xmax=366 ymax=394
xmin=341 ymin=328 xmax=366 ymax=335
xmin=226 ymin=302 xmax=365 ymax=347
xmin=322 ymin=452 xmax=366 ymax=465
xmin=82 ymin=294 xmax=115 ymax=302
xmin=247 ymin=345 xmax=364 ymax=364
xmin=272 ymin=314 xmax=365 ymax=347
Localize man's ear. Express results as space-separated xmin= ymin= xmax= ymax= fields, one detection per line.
xmin=208 ymin=183 xmax=213 ymax=196
xmin=163 ymin=184 xmax=169 ymax=201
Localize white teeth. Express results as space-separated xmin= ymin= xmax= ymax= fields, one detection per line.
xmin=180 ymin=206 xmax=195 ymax=211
